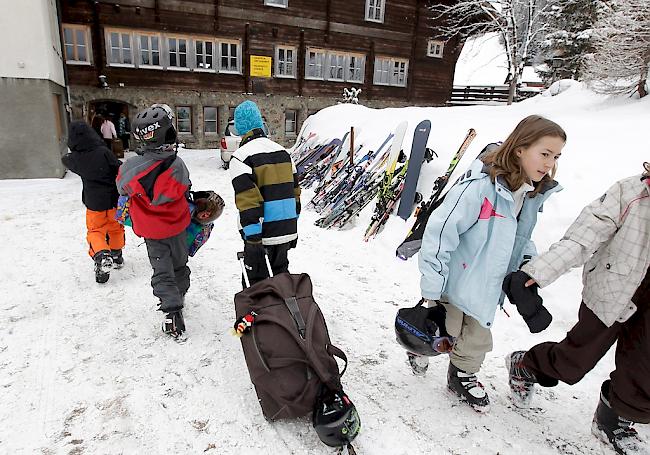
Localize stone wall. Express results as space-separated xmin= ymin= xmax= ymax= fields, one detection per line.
xmin=69 ymin=85 xmax=434 ymax=149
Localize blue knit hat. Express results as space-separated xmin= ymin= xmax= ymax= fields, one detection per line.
xmin=234 ymin=100 xmax=264 ymax=136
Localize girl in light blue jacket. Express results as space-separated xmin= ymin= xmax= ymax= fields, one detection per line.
xmin=415 ymin=115 xmax=566 ymax=412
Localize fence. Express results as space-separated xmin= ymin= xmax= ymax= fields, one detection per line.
xmin=449 ymin=85 xmax=542 ymax=105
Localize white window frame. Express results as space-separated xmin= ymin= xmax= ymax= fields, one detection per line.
xmin=305 ymin=49 xmax=326 ymax=80
xmin=285 ymin=110 xmax=297 ymax=136
xmin=106 ymin=29 xmax=134 ymax=67
xmin=264 ymin=0 xmax=288 ymax=7
xmin=365 ymin=0 xmax=385 ymax=23
xmin=63 ymin=24 xmax=92 ymax=65
xmin=203 ymin=106 xmax=218 ymax=135
xmin=427 ymin=39 xmax=445 ymax=58
xmin=218 ymin=40 xmax=241 ymax=74
xmin=166 ymin=36 xmax=190 ymax=71
xmin=195 ymin=38 xmax=215 ymax=71
xmin=176 ymin=106 xmax=192 ymax=134
xmin=137 ymin=32 xmax=162 ymax=69
xmin=275 ymin=45 xmax=297 ymax=79
xmin=347 ymin=54 xmax=365 ymax=83
xmin=373 ymin=56 xmax=409 ymax=87
xmin=305 ymin=49 xmax=365 ymax=83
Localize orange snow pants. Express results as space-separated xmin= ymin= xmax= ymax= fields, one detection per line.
xmin=86 ymin=208 xmax=125 ymax=258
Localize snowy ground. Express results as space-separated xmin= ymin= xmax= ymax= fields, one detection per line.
xmin=1 ymin=84 xmax=649 ymax=454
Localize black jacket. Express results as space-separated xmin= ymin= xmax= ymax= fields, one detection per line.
xmin=62 ymin=121 xmax=121 ymax=211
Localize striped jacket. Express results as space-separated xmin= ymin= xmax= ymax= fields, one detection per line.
xmin=522 ymin=174 xmax=650 ymax=327
xmin=229 ymin=130 xmax=300 ymax=245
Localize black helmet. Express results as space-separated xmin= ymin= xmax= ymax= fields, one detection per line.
xmin=133 ymin=103 xmax=177 ymax=148
xmin=313 ymin=388 xmax=360 ymax=447
xmin=395 ymin=299 xmax=452 ymax=356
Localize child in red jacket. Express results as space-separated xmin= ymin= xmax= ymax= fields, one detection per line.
xmin=117 ymin=104 xmax=191 ymax=338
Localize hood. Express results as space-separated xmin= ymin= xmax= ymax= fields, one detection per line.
xmin=67 ymin=120 xmax=106 ymax=152
xmin=141 ymin=144 xmax=177 ymax=160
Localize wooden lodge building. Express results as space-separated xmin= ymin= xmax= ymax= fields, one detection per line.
xmin=61 ymin=0 xmax=463 ymax=148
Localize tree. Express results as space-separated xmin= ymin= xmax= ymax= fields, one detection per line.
xmin=535 ymin=0 xmax=601 ymax=84
xmin=584 ymin=0 xmax=650 ymax=98
xmin=429 ymin=0 xmax=554 ymax=104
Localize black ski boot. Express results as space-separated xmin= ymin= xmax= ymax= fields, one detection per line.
xmin=505 ymin=351 xmax=537 ymax=408
xmin=162 ymin=310 xmax=186 ymax=339
xmin=592 ymin=381 xmax=647 ymax=455
xmin=407 ymin=352 xmax=429 ymax=376
xmin=110 ymin=249 xmax=124 ymax=269
xmin=93 ymin=250 xmax=113 ymax=284
xmin=447 ymin=362 xmax=490 ymax=412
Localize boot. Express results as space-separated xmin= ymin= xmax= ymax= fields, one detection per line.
xmin=407 ymin=352 xmax=429 ymax=376
xmin=162 ymin=310 xmax=186 ymax=339
xmin=592 ymin=381 xmax=647 ymax=455
xmin=505 ymin=351 xmax=537 ymax=408
xmin=110 ymin=249 xmax=124 ymax=269
xmin=93 ymin=250 xmax=113 ymax=284
xmin=447 ymin=362 xmax=490 ymax=412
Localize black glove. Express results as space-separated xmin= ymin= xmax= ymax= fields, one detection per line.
xmin=502 ymin=271 xmax=552 ymax=333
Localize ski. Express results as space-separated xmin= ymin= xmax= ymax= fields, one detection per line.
xmin=396 ymin=128 xmax=477 ymax=260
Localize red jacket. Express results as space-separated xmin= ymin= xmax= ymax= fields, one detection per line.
xmin=117 ymin=149 xmax=191 ymax=239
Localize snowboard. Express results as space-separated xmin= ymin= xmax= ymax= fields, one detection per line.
xmin=396 ymin=120 xmax=431 ymax=220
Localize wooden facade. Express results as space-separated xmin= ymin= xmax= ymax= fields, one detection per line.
xmin=60 ymin=0 xmax=463 ymax=146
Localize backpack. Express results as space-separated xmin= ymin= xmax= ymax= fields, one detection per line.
xmin=234 ymin=272 xmax=348 ymax=421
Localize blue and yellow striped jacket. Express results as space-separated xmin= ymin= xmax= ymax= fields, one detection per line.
xmin=229 ymin=129 xmax=300 ymax=245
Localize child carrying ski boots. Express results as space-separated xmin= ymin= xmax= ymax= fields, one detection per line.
xmin=416 ymin=115 xmax=566 ymax=412
xmin=503 ymin=163 xmax=650 ymax=454
xmin=61 ymin=121 xmax=125 ymax=284
xmin=117 ymin=104 xmax=192 ymax=339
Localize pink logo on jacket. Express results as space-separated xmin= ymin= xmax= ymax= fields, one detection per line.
xmin=478 ymin=197 xmax=505 ymax=220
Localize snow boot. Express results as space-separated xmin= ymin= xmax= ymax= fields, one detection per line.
xmin=407 ymin=352 xmax=429 ymax=376
xmin=447 ymin=362 xmax=490 ymax=412
xmin=162 ymin=310 xmax=186 ymax=339
xmin=110 ymin=249 xmax=124 ymax=269
xmin=592 ymin=381 xmax=648 ymax=455
xmin=505 ymin=351 xmax=537 ymax=408
xmin=93 ymin=250 xmax=113 ymax=284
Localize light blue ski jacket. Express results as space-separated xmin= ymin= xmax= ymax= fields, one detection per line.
xmin=418 ymin=159 xmax=562 ymax=328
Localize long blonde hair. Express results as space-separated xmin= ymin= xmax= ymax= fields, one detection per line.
xmin=483 ymin=115 xmax=567 ymax=196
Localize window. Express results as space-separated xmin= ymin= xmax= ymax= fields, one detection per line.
xmin=228 ymin=107 xmax=236 ymax=121
xmin=107 ymin=31 xmax=133 ymax=66
xmin=427 ymin=40 xmax=444 ymax=58
xmin=327 ymin=53 xmax=346 ymax=82
xmin=176 ymin=106 xmax=192 ymax=134
xmin=63 ymin=25 xmax=90 ymax=64
xmin=306 ymin=49 xmax=326 ymax=79
xmin=195 ymin=39 xmax=214 ymax=70
xmin=138 ymin=33 xmax=161 ymax=67
xmin=285 ymin=110 xmax=297 ymax=136
xmin=373 ymin=57 xmax=408 ymax=87
xmin=347 ymin=55 xmax=364 ymax=83
xmin=168 ymin=37 xmax=188 ymax=68
xmin=264 ymin=0 xmax=288 ymax=6
xmin=275 ymin=46 xmax=296 ymax=78
xmin=365 ymin=0 xmax=385 ymax=23
xmin=203 ymin=107 xmax=218 ymax=134
xmin=306 ymin=49 xmax=365 ymax=83
xmin=220 ymin=41 xmax=240 ymax=73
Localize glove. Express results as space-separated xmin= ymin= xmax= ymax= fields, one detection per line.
xmin=502 ymin=271 xmax=552 ymax=333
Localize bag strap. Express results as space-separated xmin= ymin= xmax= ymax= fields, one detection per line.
xmin=327 ymin=344 xmax=348 ymax=378
xmin=284 ymin=296 xmax=306 ymax=339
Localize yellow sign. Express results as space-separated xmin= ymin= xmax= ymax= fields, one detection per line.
xmin=250 ymin=55 xmax=272 ymax=78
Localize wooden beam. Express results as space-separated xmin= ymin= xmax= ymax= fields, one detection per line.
xmin=244 ymin=23 xmax=250 ymax=93
xmin=213 ymin=0 xmax=219 ymax=32
xmin=325 ymin=0 xmax=331 ymax=43
xmin=407 ymin=0 xmax=420 ymax=102
xmin=298 ymin=29 xmax=305 ymax=97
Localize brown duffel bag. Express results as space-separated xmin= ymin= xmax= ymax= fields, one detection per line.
xmin=234 ymin=265 xmax=348 ymax=421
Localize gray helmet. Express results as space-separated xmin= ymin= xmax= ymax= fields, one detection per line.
xmin=132 ymin=104 xmax=177 ymax=148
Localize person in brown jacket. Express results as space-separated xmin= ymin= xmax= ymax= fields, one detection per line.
xmin=503 ymin=162 xmax=650 ymax=455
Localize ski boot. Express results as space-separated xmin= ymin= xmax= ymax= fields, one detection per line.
xmin=505 ymin=351 xmax=537 ymax=408
xmin=407 ymin=352 xmax=429 ymax=377
xmin=93 ymin=250 xmax=113 ymax=284
xmin=592 ymin=381 xmax=647 ymax=455
xmin=162 ymin=310 xmax=186 ymax=339
xmin=110 ymin=249 xmax=124 ymax=269
xmin=447 ymin=362 xmax=490 ymax=412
